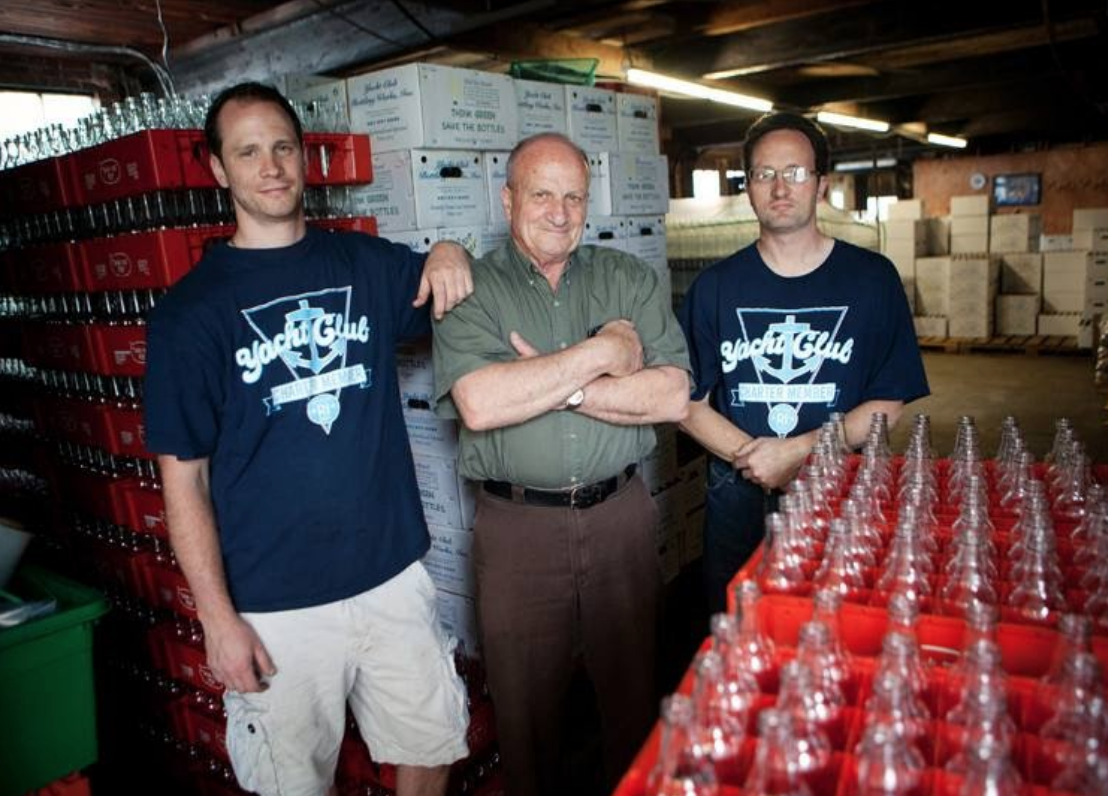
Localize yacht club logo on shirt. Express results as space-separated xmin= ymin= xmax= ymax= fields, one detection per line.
xmin=722 ymin=307 xmax=854 ymax=437
xmin=235 ymin=287 xmax=372 ymax=434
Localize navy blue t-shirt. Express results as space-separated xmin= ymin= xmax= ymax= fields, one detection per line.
xmin=679 ymin=240 xmax=929 ymax=439
xmin=144 ymin=227 xmax=432 ymax=612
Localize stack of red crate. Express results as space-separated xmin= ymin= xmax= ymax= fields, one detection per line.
xmin=615 ymin=453 xmax=1108 ymax=796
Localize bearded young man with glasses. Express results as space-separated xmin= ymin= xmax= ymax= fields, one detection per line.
xmin=678 ymin=112 xmax=929 ymax=614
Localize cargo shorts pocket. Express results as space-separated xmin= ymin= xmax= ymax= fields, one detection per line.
xmin=224 ymin=697 xmax=280 ymax=796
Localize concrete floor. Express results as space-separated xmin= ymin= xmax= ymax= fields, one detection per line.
xmin=888 ymin=350 xmax=1108 ymax=463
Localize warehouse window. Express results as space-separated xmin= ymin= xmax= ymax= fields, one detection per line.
xmin=0 ymin=91 xmax=98 ymax=139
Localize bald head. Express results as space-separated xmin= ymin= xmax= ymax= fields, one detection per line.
xmin=505 ymin=133 xmax=590 ymax=189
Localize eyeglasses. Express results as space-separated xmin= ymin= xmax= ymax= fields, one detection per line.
xmin=749 ymin=165 xmax=817 ymax=185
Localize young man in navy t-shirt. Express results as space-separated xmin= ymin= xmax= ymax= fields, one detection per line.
xmin=143 ymin=82 xmax=474 ymax=796
xmin=678 ymin=112 xmax=929 ymax=614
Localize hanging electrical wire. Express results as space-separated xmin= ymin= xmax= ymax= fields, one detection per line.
xmin=0 ymin=33 xmax=175 ymax=96
xmin=154 ymin=0 xmax=172 ymax=80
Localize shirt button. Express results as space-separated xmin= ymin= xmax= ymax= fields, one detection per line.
xmin=559 ymin=342 xmax=567 ymax=349
xmin=570 ymin=476 xmax=578 ymax=484
xmin=553 ymin=301 xmax=560 ymax=307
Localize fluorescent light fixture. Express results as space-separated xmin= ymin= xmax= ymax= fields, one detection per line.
xmin=927 ymin=132 xmax=968 ymax=149
xmin=816 ymin=111 xmax=890 ymax=133
xmin=626 ymin=68 xmax=773 ymax=112
xmin=834 ymin=157 xmax=897 ymax=172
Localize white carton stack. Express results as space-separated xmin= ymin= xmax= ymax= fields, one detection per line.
xmin=1043 ymin=251 xmax=1089 ymax=313
xmin=947 ymin=255 xmax=999 ymax=338
xmin=915 ymin=256 xmax=950 ymax=317
xmin=950 ymin=195 xmax=991 ymax=254
xmin=1066 ymin=207 xmax=1108 ymax=347
xmin=996 ymin=252 xmax=1043 ymax=335
xmin=990 ymin=213 xmax=1041 ymax=253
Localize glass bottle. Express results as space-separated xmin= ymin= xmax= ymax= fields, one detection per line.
xmin=690 ymin=650 xmax=747 ymax=785
xmin=729 ymin=579 xmax=778 ymax=692
xmin=773 ymin=661 xmax=834 ymax=780
xmin=647 ymin=694 xmax=720 ymax=796
xmin=854 ymin=719 xmax=927 ymax=796
xmin=742 ymin=709 xmax=812 ymax=796
xmin=759 ymin=512 xmax=809 ymax=597
xmin=813 ymin=517 xmax=869 ymax=601
xmin=955 ymin=734 xmax=1024 ymax=795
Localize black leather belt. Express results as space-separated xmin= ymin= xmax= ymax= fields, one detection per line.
xmin=483 ymin=464 xmax=637 ymax=510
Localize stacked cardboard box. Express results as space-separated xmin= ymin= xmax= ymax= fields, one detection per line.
xmin=1036 ymin=207 xmax=1108 ymax=345
xmin=948 ymin=254 xmax=999 ymax=338
xmin=949 ymin=194 xmax=991 ymax=254
xmin=996 ymin=253 xmax=1043 ymax=335
xmin=990 ymin=213 xmax=1041 ymax=254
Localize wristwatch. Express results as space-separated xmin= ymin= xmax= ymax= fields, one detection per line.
xmin=565 ymin=387 xmax=585 ymax=410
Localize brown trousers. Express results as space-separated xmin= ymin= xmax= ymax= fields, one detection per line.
xmin=472 ymin=475 xmax=661 ymax=796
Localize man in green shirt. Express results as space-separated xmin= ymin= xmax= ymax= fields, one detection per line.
xmin=433 ymin=132 xmax=690 ymax=796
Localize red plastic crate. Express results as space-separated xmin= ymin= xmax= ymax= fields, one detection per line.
xmin=12 ymin=240 xmax=86 ymax=293
xmin=81 ymin=225 xmax=230 ymax=291
xmin=0 ymin=152 xmax=78 ymax=215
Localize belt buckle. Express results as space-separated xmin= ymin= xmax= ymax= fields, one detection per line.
xmin=568 ymin=482 xmax=602 ymax=509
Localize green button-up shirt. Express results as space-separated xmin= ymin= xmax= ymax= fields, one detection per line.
xmin=433 ymin=240 xmax=690 ymax=488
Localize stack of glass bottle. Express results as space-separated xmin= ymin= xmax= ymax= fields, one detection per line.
xmin=641 ymin=415 xmax=1108 ymax=796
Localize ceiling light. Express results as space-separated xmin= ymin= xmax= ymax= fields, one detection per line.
xmin=816 ymin=111 xmax=890 ymax=133
xmin=626 ymin=68 xmax=773 ymax=112
xmin=927 ymin=132 xmax=968 ymax=149
xmin=834 ymin=158 xmax=897 ymax=172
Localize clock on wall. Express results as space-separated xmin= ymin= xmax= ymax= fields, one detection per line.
xmin=969 ymin=172 xmax=987 ymax=191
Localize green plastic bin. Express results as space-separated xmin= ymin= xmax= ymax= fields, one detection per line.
xmin=0 ymin=565 xmax=109 ymax=796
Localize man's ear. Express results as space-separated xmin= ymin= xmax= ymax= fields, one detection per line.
xmin=501 ymin=184 xmax=513 ymax=222
xmin=210 ymin=152 xmax=229 ymax=189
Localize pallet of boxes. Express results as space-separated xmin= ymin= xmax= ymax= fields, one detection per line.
xmin=883 ymin=199 xmax=950 ymax=340
xmin=333 ymin=61 xmax=688 ymax=793
xmin=1039 ymin=207 xmax=1108 ymax=350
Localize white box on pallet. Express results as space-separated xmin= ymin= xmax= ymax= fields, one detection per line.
xmin=610 ymin=153 xmax=670 ymax=215
xmin=902 ymin=277 xmax=916 ymax=314
xmin=1038 ymin=313 xmax=1083 ymax=336
xmin=623 ymin=216 xmax=668 ymax=273
xmin=947 ymin=255 xmax=999 ymax=338
xmin=913 ymin=315 xmax=948 ymax=337
xmin=413 ymin=455 xmax=468 ymax=530
xmin=951 ymin=195 xmax=991 ymax=215
xmin=616 ymin=92 xmax=660 ymax=154
xmin=347 ymin=63 xmax=517 ymax=152
xmin=1040 ymin=234 xmax=1074 ymax=252
xmin=1073 ymin=207 xmax=1108 ymax=231
xmin=888 ymin=199 xmax=924 ymax=220
xmin=1073 ymin=228 xmax=1108 ymax=251
xmin=482 ymin=151 xmax=509 ymax=231
xmin=886 ymin=218 xmax=928 ymax=242
xmin=886 ymin=250 xmax=915 ymax=282
xmin=915 ymin=257 xmax=950 ymax=315
xmin=1043 ymin=290 xmax=1084 ymax=314
xmin=996 ymin=294 xmax=1041 ymax=335
xmin=514 ymin=79 xmax=568 ymax=138
xmin=566 ymin=85 xmax=618 ymax=152
xmin=927 ymin=217 xmax=951 ymax=256
xmin=951 ymin=215 xmax=989 ymax=236
xmin=1000 ymin=253 xmax=1042 ymax=295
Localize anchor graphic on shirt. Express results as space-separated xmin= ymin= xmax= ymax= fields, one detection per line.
xmin=280 ymin=299 xmax=344 ymax=374
xmin=751 ymin=314 xmax=821 ymax=383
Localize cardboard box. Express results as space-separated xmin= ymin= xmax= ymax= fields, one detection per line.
xmin=951 ymin=215 xmax=989 ymax=236
xmin=913 ymin=315 xmax=948 ymax=337
xmin=482 ymin=151 xmax=509 ymax=231
xmin=616 ymin=92 xmax=660 ymax=154
xmin=641 ymin=423 xmax=678 ymax=494
xmin=888 ymin=199 xmax=924 ymax=220
xmin=927 ymin=217 xmax=951 ymax=255
xmin=383 ymin=228 xmax=439 ymax=254
xmin=1040 ymin=234 xmax=1074 ymax=252
xmin=1073 ymin=207 xmax=1108 ymax=231
xmin=412 ymin=455 xmax=476 ymax=530
xmin=587 ymin=152 xmax=612 ymax=217
xmin=886 ymin=250 xmax=915 ymax=281
xmin=947 ymin=255 xmax=999 ymax=337
xmin=285 ymin=75 xmax=350 ymax=126
xmin=1000 ymin=253 xmax=1042 ymax=295
xmin=610 ymin=153 xmax=670 ymax=215
xmin=566 ymin=85 xmax=618 ymax=152
xmin=435 ymin=588 xmax=480 ymax=657
xmin=1073 ymin=228 xmax=1108 ymax=251
xmin=996 ymin=294 xmax=1040 ymax=335
xmin=902 ymin=276 xmax=916 ymax=314
xmin=950 ymin=233 xmax=989 ymax=254
xmin=436 ymin=225 xmax=508 ymax=259
xmin=950 ymin=195 xmax=991 ymax=216
xmin=514 ymin=79 xmax=568 ymax=138
xmin=582 ymin=215 xmax=626 ymax=247
xmin=401 ymin=385 xmax=459 ymax=460
xmin=423 ymin=524 xmax=474 ymax=597
xmin=411 ymin=150 xmax=488 ymax=229
xmin=915 ymin=257 xmax=950 ymax=315
xmin=349 ymin=150 xmax=418 ymax=232
xmin=348 ymin=63 xmax=517 ymax=152
xmin=1042 ymin=290 xmax=1084 ymax=313
xmin=623 ymin=216 xmax=667 ymax=272
xmin=1037 ymin=312 xmax=1082 ymax=336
